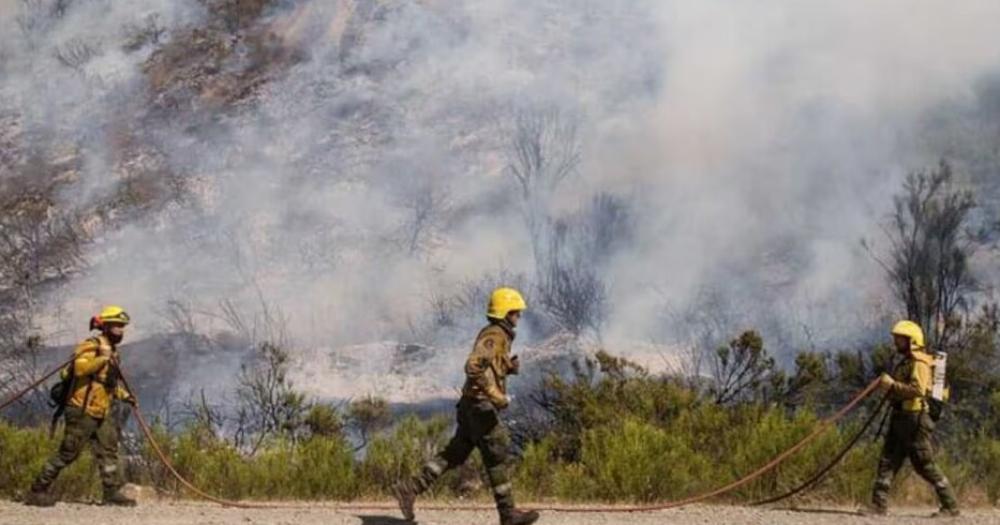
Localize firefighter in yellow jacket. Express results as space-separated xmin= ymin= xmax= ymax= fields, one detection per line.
xmin=25 ymin=306 xmax=137 ymax=507
xmin=867 ymin=320 xmax=959 ymax=517
xmin=394 ymin=288 xmax=539 ymax=525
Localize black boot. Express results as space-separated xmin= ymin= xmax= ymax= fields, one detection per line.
xmin=501 ymin=508 xmax=540 ymax=525
xmin=931 ymin=507 xmax=961 ymax=518
xmin=23 ymin=489 xmax=57 ymax=507
xmin=101 ymin=487 xmax=136 ymax=507
xmin=23 ymin=481 xmax=57 ymax=507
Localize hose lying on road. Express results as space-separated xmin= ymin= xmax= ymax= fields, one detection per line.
xmin=751 ymin=395 xmax=889 ymax=507
xmin=4 ymin=359 xmax=882 ymax=514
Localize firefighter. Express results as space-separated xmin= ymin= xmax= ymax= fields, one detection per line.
xmin=866 ymin=320 xmax=959 ymax=517
xmin=24 ymin=306 xmax=137 ymax=507
xmin=393 ymin=287 xmax=539 ymax=525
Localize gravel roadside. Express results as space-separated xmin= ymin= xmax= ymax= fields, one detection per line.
xmin=0 ymin=501 xmax=996 ymax=525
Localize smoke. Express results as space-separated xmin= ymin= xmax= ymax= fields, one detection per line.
xmin=4 ymin=0 xmax=1000 ymax=400
xmin=595 ymin=0 xmax=1000 ymax=350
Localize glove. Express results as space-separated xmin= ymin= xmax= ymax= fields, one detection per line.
xmin=877 ymin=373 xmax=895 ymax=392
xmin=509 ymin=355 xmax=521 ymax=375
xmin=493 ymin=395 xmax=512 ymax=410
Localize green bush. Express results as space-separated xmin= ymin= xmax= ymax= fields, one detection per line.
xmin=514 ymin=408 xmax=880 ymax=505
xmin=359 ymin=414 xmax=455 ymax=497
xmin=144 ymin=424 xmax=358 ymax=500
xmin=0 ymin=413 xmax=985 ymax=505
xmin=575 ymin=418 xmax=711 ymax=501
xmin=0 ymin=421 xmax=100 ymax=501
xmin=968 ymin=435 xmax=1000 ymax=504
xmin=0 ymin=348 xmax=990 ymax=508
xmin=514 ymin=437 xmax=558 ymax=500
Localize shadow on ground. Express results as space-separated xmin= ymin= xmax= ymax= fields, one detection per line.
xmin=357 ymin=515 xmax=412 ymax=525
xmin=780 ymin=507 xmax=862 ymax=516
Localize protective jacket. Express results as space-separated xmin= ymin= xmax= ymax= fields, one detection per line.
xmin=66 ymin=334 xmax=133 ymax=419
xmin=886 ymin=350 xmax=934 ymax=413
xmin=461 ymin=320 xmax=518 ymax=410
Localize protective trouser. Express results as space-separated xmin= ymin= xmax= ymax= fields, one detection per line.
xmin=410 ymin=397 xmax=516 ymax=518
xmin=32 ymin=406 xmax=124 ymax=494
xmin=871 ymin=411 xmax=958 ymax=512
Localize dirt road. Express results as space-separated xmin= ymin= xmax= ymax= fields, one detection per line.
xmin=0 ymin=501 xmax=996 ymax=525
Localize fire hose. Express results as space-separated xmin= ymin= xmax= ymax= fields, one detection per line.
xmin=121 ymin=366 xmax=881 ymax=513
xmin=532 ymin=377 xmax=882 ymax=513
xmin=751 ymin=395 xmax=890 ymax=507
xmin=0 ymin=358 xmax=75 ymax=413
xmin=3 ymin=359 xmax=882 ymax=514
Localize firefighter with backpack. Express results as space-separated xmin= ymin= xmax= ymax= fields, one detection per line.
xmin=865 ymin=320 xmax=959 ymax=517
xmin=24 ymin=306 xmax=137 ymax=507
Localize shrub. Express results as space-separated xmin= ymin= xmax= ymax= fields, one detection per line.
xmin=141 ymin=424 xmax=358 ymax=500
xmin=358 ymin=415 xmax=450 ymax=496
xmin=576 ymin=418 xmax=710 ymax=501
xmin=0 ymin=422 xmax=100 ymax=500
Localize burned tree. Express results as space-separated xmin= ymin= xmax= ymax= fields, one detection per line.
xmin=863 ymin=160 xmax=981 ymax=350
xmin=536 ymin=218 xmax=608 ymax=336
xmin=504 ymin=106 xmax=581 ymax=274
xmin=535 ymin=194 xmax=633 ymax=337
xmin=234 ymin=342 xmax=308 ymax=453
xmin=382 ymin=161 xmax=451 ymax=256
xmin=0 ymin=177 xmax=88 ymax=420
xmin=503 ymin=108 xmax=632 ymax=337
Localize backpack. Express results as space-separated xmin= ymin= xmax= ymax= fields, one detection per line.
xmin=47 ymin=338 xmax=102 ymax=435
xmin=927 ymin=351 xmax=949 ymax=422
xmin=47 ymin=363 xmax=74 ymax=409
xmin=48 ymin=360 xmax=77 ymax=436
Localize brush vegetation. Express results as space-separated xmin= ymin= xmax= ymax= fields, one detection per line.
xmin=5 ymin=340 xmax=1000 ymax=508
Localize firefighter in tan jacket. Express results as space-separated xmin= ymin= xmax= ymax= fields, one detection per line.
xmin=25 ymin=306 xmax=137 ymax=507
xmin=394 ymin=288 xmax=539 ymax=525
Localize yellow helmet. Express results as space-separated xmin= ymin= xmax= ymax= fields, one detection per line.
xmin=891 ymin=320 xmax=924 ymax=349
xmin=487 ymin=287 xmax=527 ymax=320
xmin=94 ymin=305 xmax=131 ymax=327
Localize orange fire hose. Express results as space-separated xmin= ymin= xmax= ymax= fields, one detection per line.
xmin=118 ymin=359 xmax=880 ymax=514
xmin=751 ymin=395 xmax=890 ymax=506
xmin=4 ymin=359 xmax=880 ymax=514
xmin=0 ymin=358 xmax=74 ymax=412
xmin=533 ymin=377 xmax=881 ymax=513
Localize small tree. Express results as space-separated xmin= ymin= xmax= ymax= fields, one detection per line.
xmin=235 ymin=342 xmax=308 ymax=453
xmin=530 ymin=350 xmax=696 ymax=462
xmin=536 ymin=221 xmax=607 ymax=336
xmin=348 ymin=395 xmax=391 ymax=451
xmin=181 ymin=389 xmax=227 ymax=442
xmin=504 ymin=106 xmax=581 ymax=275
xmin=305 ymin=403 xmax=345 ymax=439
xmin=942 ymin=304 xmax=1000 ymax=434
xmin=0 ymin=182 xmax=88 ymax=421
xmin=399 ymin=177 xmax=449 ymax=255
xmin=863 ymin=160 xmax=980 ymax=350
xmin=535 ymin=194 xmax=633 ymax=337
xmin=708 ymin=331 xmax=780 ymax=405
